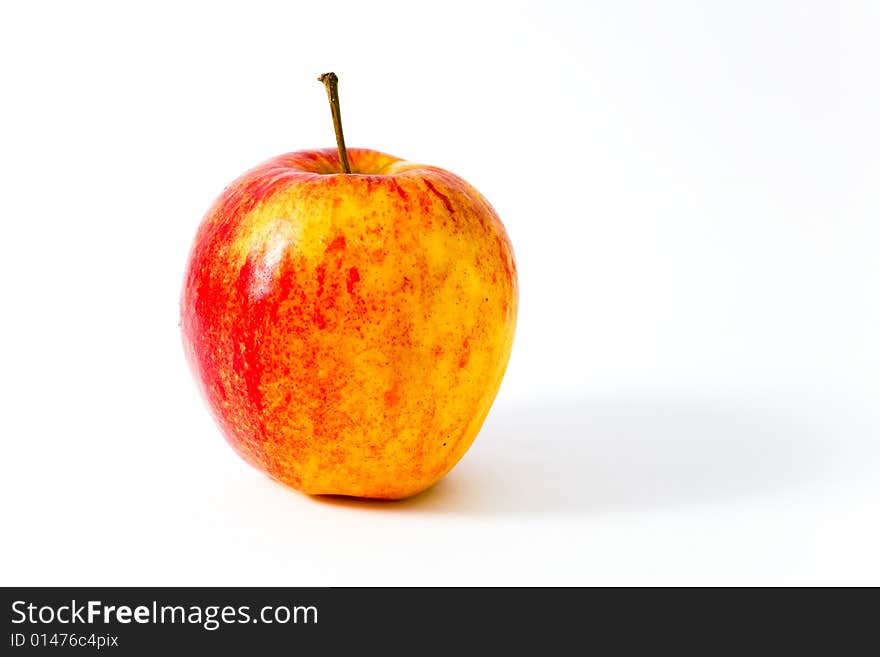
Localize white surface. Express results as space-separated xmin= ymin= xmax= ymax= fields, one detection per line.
xmin=1 ymin=0 xmax=878 ymax=585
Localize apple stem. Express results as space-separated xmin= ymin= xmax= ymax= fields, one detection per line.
xmin=317 ymin=72 xmax=352 ymax=174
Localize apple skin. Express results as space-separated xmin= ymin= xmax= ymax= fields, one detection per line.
xmin=181 ymin=148 xmax=517 ymax=499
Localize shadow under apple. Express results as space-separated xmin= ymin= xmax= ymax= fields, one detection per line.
xmin=314 ymin=391 xmax=844 ymax=516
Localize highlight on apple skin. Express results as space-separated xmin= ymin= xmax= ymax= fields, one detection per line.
xmin=180 ymin=75 xmax=517 ymax=500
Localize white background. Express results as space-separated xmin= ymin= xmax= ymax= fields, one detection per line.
xmin=1 ymin=1 xmax=878 ymax=585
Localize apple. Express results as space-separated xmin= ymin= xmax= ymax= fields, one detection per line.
xmin=180 ymin=73 xmax=517 ymax=499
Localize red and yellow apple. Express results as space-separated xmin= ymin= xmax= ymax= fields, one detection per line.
xmin=180 ymin=77 xmax=517 ymax=499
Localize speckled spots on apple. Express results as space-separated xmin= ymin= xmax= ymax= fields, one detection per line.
xmin=181 ymin=148 xmax=517 ymax=499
